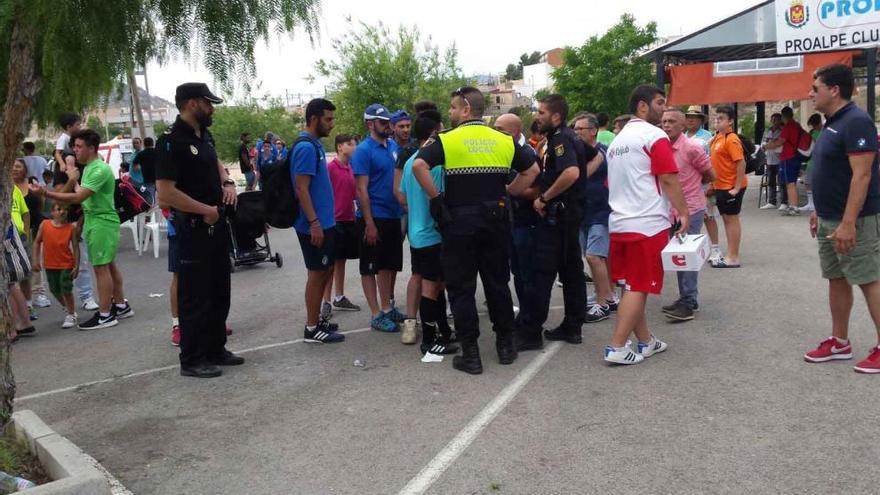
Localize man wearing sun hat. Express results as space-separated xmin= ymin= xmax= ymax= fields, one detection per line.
xmin=684 ymin=104 xmax=722 ymax=263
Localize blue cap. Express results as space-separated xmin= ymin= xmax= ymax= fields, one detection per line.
xmin=390 ymin=110 xmax=411 ymax=125
xmin=364 ymin=103 xmax=391 ymax=121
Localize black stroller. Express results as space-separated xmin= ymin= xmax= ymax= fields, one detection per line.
xmin=227 ymin=191 xmax=283 ymax=272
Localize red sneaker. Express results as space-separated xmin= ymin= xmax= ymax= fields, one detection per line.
xmin=804 ymin=337 xmax=852 ymax=363
xmin=226 ymin=325 xmax=233 ymax=336
xmin=854 ymin=346 xmax=880 ymax=374
xmin=171 ymin=325 xmax=181 ymax=347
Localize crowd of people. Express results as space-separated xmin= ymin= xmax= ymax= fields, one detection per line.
xmin=6 ymin=62 xmax=880 ymax=377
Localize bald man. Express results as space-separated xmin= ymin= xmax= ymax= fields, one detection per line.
xmin=495 ymin=113 xmax=539 ymax=322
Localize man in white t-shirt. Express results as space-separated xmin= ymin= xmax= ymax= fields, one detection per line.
xmin=604 ymin=85 xmax=689 ymax=365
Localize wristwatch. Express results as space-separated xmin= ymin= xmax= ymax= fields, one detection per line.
xmin=538 ymin=193 xmax=547 ymax=204
xmin=223 ymin=179 xmax=235 ymax=187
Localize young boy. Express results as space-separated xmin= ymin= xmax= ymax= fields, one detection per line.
xmin=32 ymin=203 xmax=79 ymax=328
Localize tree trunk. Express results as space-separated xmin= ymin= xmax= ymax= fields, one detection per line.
xmin=0 ymin=17 xmax=42 ymax=425
xmin=127 ymin=69 xmax=147 ymax=140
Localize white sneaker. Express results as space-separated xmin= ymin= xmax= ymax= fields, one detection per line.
xmin=778 ymin=203 xmax=789 ymax=211
xmin=783 ymin=206 xmax=801 ymax=216
xmin=34 ymin=294 xmax=52 ymax=308
xmin=62 ymin=313 xmax=77 ymax=329
xmin=759 ymin=203 xmax=778 ymax=210
xmin=81 ymin=297 xmax=99 ymax=311
xmin=604 ymin=342 xmax=644 ymax=365
xmin=637 ymin=336 xmax=668 ymax=358
xmin=708 ymin=247 xmax=722 ymax=264
xmin=798 ymin=203 xmax=815 ymax=212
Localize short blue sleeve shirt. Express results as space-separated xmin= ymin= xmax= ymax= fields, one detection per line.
xmin=399 ymin=150 xmax=444 ymax=249
xmin=811 ymin=102 xmax=880 ymax=220
xmin=352 ymin=136 xmax=403 ymax=219
xmin=291 ymin=132 xmax=335 ymax=234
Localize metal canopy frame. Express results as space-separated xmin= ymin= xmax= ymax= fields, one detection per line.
xmin=645 ymin=0 xmax=878 ymax=139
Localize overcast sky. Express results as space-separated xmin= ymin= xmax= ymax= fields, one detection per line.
xmin=145 ymin=0 xmax=762 ymax=103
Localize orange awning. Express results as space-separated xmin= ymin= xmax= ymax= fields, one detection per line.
xmin=667 ymin=51 xmax=858 ymax=106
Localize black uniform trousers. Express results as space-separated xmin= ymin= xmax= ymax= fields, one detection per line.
xmin=176 ymin=215 xmax=231 ymax=367
xmin=441 ymin=204 xmax=516 ymax=345
xmin=519 ymin=209 xmax=586 ymax=338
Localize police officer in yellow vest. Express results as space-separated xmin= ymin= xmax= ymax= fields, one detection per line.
xmin=413 ymin=86 xmax=540 ymax=374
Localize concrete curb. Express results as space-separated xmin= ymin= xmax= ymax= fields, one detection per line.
xmin=7 ymin=410 xmax=111 ymax=495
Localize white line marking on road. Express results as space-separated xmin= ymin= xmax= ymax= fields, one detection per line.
xmin=397 ymin=341 xmax=564 ymax=495
xmin=15 ymin=305 xmax=564 ymax=404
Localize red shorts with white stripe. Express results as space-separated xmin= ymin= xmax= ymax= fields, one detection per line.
xmin=610 ymin=229 xmax=669 ymax=295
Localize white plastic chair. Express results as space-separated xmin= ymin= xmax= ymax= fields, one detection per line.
xmin=120 ymin=219 xmax=140 ymax=255
xmin=140 ymin=208 xmax=163 ymax=258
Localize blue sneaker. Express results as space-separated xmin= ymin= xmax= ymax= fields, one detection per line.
xmin=387 ymin=307 xmax=407 ymax=323
xmin=304 ymin=324 xmax=345 ymax=343
xmin=371 ymin=313 xmax=399 ymax=332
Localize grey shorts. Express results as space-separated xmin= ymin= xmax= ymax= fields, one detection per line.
xmin=580 ymin=223 xmax=610 ymax=258
xmin=818 ymin=214 xmax=880 ymax=285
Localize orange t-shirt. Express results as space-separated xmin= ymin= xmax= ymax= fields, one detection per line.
xmin=710 ymin=131 xmax=748 ymax=190
xmin=40 ymin=220 xmax=75 ymax=269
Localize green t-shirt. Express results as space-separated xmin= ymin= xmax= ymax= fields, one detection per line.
xmin=81 ymin=158 xmax=119 ymax=224
xmin=597 ymin=129 xmax=616 ymax=147
xmin=11 ymin=186 xmax=28 ymax=234
xmin=807 ymin=128 xmax=822 ymax=169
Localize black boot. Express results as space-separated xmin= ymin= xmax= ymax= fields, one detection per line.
xmin=515 ymin=328 xmax=544 ymax=352
xmin=452 ymin=341 xmax=483 ymax=375
xmin=544 ymin=323 xmax=583 ymax=344
xmin=496 ymin=333 xmax=518 ymax=365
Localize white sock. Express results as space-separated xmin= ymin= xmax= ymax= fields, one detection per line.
xmin=115 ymin=302 xmax=127 ymax=309
xmin=306 ymin=325 xmax=317 ymax=331
xmin=172 ymin=317 xmax=179 ymax=326
xmin=100 ymin=312 xmax=111 ymax=318
xmin=834 ymin=336 xmax=849 ymax=345
xmin=711 ymin=244 xmax=719 ymax=251
xmin=334 ymin=295 xmax=345 ymax=303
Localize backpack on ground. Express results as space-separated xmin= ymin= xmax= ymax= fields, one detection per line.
xmin=114 ymin=178 xmax=151 ymax=223
xmin=261 ymin=136 xmax=320 ymax=229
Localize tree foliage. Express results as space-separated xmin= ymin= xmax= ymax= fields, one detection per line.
xmin=210 ymin=100 xmax=303 ymax=162
xmin=504 ymin=51 xmax=542 ymax=81
xmin=317 ymin=21 xmax=470 ymax=136
xmin=0 ymin=0 xmax=321 ymax=424
xmin=552 ymin=15 xmax=657 ymax=117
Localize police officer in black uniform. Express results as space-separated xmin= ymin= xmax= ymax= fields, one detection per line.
xmin=412 ymin=86 xmax=540 ymax=375
xmin=156 ymin=83 xmax=243 ymax=378
xmin=516 ymin=94 xmax=595 ymax=349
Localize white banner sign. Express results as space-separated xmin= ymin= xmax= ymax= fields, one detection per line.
xmin=776 ymin=0 xmax=880 ymax=54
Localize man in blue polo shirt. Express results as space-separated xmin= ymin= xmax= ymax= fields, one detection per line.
xmin=804 ymin=63 xmax=880 ymax=373
xmin=293 ymin=98 xmax=344 ymax=344
xmin=353 ymin=103 xmax=405 ymax=333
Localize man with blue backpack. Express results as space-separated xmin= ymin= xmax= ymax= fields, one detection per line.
xmin=292 ymin=98 xmax=345 ymax=344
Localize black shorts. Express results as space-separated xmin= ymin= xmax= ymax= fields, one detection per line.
xmin=297 ymin=229 xmax=336 ymax=272
xmin=411 ymin=244 xmax=443 ymax=282
xmin=357 ymin=217 xmax=403 ymax=275
xmin=334 ymin=221 xmax=360 ymax=261
xmin=167 ymin=235 xmax=179 ymax=273
xmin=715 ymin=189 xmax=745 ymax=216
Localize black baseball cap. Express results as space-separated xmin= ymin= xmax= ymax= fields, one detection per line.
xmin=174 ymin=82 xmax=224 ymax=106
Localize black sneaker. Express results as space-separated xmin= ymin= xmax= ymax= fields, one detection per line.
xmin=584 ymin=304 xmax=611 ymax=323
xmin=304 ymin=325 xmax=345 ymax=343
xmin=209 ymin=351 xmax=245 ymax=366
xmin=606 ymin=297 xmax=619 ymax=312
xmin=664 ymin=302 xmax=695 ymax=321
xmin=79 ymin=312 xmax=118 ymax=330
xmin=112 ymin=301 xmax=134 ymax=320
xmin=661 ymin=300 xmax=681 ymax=313
xmin=421 ymin=339 xmax=460 ymax=355
xmin=514 ymin=332 xmax=544 ymax=352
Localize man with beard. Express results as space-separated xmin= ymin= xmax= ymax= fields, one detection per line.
xmin=353 ymin=104 xmax=405 ymax=333
xmin=412 ymin=86 xmax=540 ymax=374
xmin=604 ymin=85 xmax=688 ymax=366
xmin=156 ymin=83 xmax=242 ymax=378
xmin=515 ymin=94 xmax=592 ymax=350
xmin=294 ymin=98 xmax=345 ymax=344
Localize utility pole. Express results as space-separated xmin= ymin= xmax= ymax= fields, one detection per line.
xmin=127 ymin=68 xmax=147 ymax=140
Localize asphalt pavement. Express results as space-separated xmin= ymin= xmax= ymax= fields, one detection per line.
xmin=10 ymin=179 xmax=880 ymax=494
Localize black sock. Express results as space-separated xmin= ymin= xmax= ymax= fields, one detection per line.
xmin=437 ymin=291 xmax=452 ymax=339
xmin=420 ymin=296 xmax=439 ymax=347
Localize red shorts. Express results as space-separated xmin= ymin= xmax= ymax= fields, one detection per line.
xmin=609 ymin=229 xmax=669 ymax=295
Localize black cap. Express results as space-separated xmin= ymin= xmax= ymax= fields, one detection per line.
xmin=174 ymin=82 xmax=224 ymax=106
